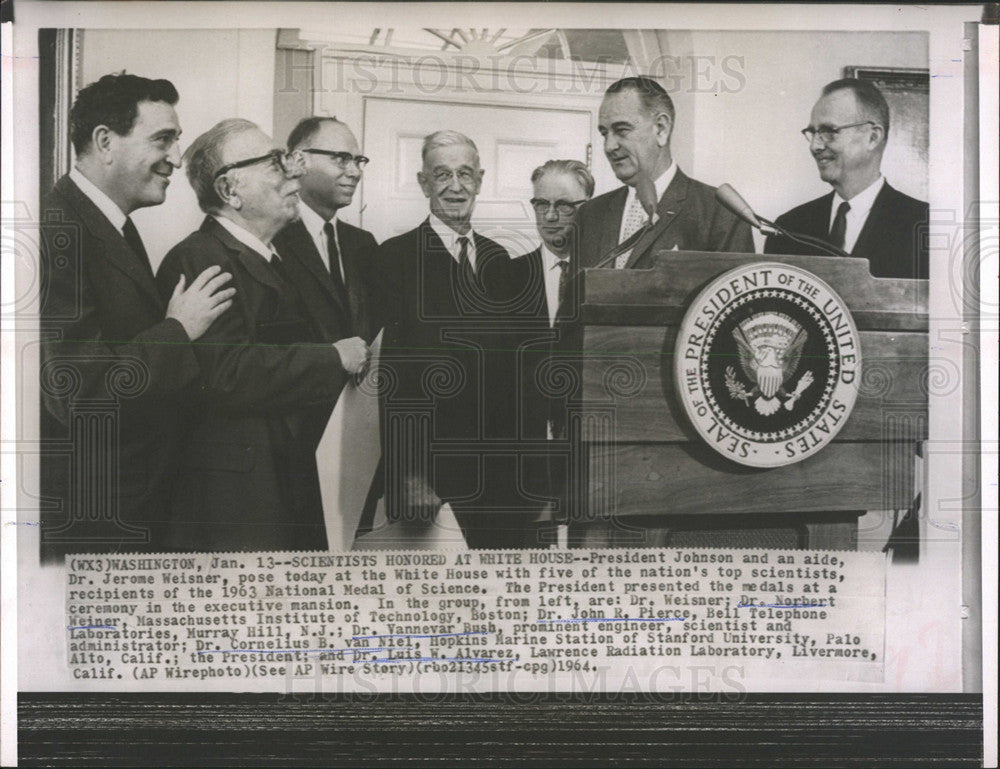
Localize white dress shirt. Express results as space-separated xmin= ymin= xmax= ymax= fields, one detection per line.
xmin=617 ymin=161 xmax=677 ymax=243
xmin=829 ymin=175 xmax=885 ymax=254
xmin=213 ymin=215 xmax=279 ymax=262
xmin=297 ymin=201 xmax=345 ymax=281
xmin=428 ymin=212 xmax=478 ymax=273
xmin=69 ymin=167 xmax=128 ymax=235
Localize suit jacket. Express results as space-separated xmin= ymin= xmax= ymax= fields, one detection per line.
xmin=764 ymin=182 xmax=929 ymax=279
xmin=578 ymin=169 xmax=755 ymax=269
xmin=372 ymin=218 xmax=517 ymax=518
xmin=503 ymin=247 xmax=585 ymax=520
xmin=272 ymin=217 xmax=379 ymax=343
xmin=156 ymin=216 xmax=349 ymax=552
xmin=39 ymin=175 xmax=199 ymax=560
xmin=273 ymin=217 xmax=378 ymax=449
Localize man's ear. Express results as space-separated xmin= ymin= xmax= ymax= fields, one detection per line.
xmin=214 ymin=175 xmax=240 ymax=210
xmin=654 ymin=112 xmax=673 ymax=148
xmin=91 ymin=125 xmax=115 ymax=163
xmin=416 ymin=171 xmax=431 ymax=199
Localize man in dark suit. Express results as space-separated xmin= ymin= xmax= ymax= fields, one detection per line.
xmin=373 ymin=130 xmax=527 ymax=548
xmin=273 ymin=118 xmax=380 ymax=533
xmin=156 ymin=119 xmax=369 ymax=552
xmin=39 ymin=73 xmax=235 ymax=562
xmin=506 ymin=160 xmax=595 ymax=547
xmin=578 ymin=76 xmax=753 ymax=270
xmin=274 ymin=117 xmax=377 ymax=344
xmin=764 ymin=78 xmax=929 ymax=280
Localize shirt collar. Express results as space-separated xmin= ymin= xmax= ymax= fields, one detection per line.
xmin=540 ymin=244 xmax=570 ymax=271
xmin=626 ymin=161 xmax=677 ymax=213
xmin=213 ymin=214 xmax=279 ymax=262
xmin=69 ymin=167 xmax=128 ymax=233
xmin=298 ymin=200 xmax=338 ymax=241
xmin=833 ymin=175 xmax=884 ymax=218
xmin=428 ymin=212 xmax=476 ymax=260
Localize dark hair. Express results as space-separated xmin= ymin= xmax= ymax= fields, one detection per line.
xmin=70 ymin=72 xmax=179 ymax=155
xmin=286 ymin=115 xmax=345 ymax=151
xmin=530 ymin=159 xmax=595 ymax=199
xmin=605 ymin=76 xmax=675 ymax=125
xmin=821 ymin=78 xmax=891 ymax=137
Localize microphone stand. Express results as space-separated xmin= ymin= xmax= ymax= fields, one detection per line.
xmin=757 ymin=215 xmax=850 ymax=258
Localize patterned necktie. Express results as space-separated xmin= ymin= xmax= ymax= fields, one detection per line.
xmin=829 ymin=201 xmax=851 ymax=251
xmin=122 ymin=217 xmax=154 ymax=279
xmin=616 ymin=194 xmax=649 ymax=268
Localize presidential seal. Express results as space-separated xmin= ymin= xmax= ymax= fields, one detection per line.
xmin=674 ymin=263 xmax=861 ymax=468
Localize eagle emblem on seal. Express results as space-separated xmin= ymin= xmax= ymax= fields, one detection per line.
xmin=725 ymin=311 xmax=815 ymax=416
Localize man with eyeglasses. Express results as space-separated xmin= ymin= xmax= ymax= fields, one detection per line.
xmin=506 ymin=160 xmax=595 ymax=547
xmin=372 ymin=130 xmax=526 ymax=548
xmin=39 ymin=73 xmax=236 ymax=561
xmin=275 ymin=117 xmax=378 ymax=343
xmin=156 ymin=119 xmax=370 ymax=552
xmin=765 ymin=78 xmax=929 ymax=279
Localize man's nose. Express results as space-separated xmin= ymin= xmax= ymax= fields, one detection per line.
xmin=604 ymin=133 xmax=619 ymax=154
xmin=809 ymin=133 xmax=828 ymax=152
xmin=544 ymin=205 xmax=560 ymax=222
xmin=167 ymin=142 xmax=182 ymax=168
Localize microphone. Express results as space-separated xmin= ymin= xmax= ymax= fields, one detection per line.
xmin=715 ymin=183 xmax=849 ymax=258
xmin=716 ymin=183 xmax=773 ymax=234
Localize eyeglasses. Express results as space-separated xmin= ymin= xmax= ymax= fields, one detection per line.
xmin=800 ymin=121 xmax=881 ymax=144
xmin=214 ymin=149 xmax=305 ymax=179
xmin=530 ymin=198 xmax=588 ymax=216
xmin=301 ymin=149 xmax=370 ymax=169
xmin=429 ymin=168 xmax=479 ymax=186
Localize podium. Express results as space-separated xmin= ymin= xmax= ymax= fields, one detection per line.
xmin=573 ymin=251 xmax=928 ymax=550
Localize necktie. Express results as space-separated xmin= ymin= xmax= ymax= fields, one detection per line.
xmin=122 ymin=217 xmax=154 ymax=279
xmin=269 ymin=251 xmax=289 ymax=284
xmin=457 ymin=235 xmax=476 ymax=285
xmin=555 ymin=258 xmax=571 ymax=323
xmin=616 ymin=194 xmax=649 ymax=268
xmin=323 ymin=221 xmax=351 ymax=314
xmin=829 ymin=201 xmax=851 ymax=251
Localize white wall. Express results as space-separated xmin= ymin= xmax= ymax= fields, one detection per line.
xmin=77 ymin=29 xmax=926 ymax=260
xmin=79 ymin=28 xmax=277 ymax=269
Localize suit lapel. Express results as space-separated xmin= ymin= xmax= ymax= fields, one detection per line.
xmin=625 ymin=170 xmax=690 ymax=268
xmin=337 ymin=220 xmax=369 ymax=335
xmin=201 ymin=216 xmax=283 ymax=293
xmin=284 ymin=219 xmax=351 ymax=321
xmin=599 ymin=188 xmax=628 ymax=261
xmin=56 ymin=176 xmax=162 ymax=307
xmin=851 ymin=183 xmax=893 ymax=258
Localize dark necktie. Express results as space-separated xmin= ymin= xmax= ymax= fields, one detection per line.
xmin=555 ymin=257 xmax=571 ymax=323
xmin=269 ymin=251 xmax=289 ymax=284
xmin=829 ymin=201 xmax=851 ymax=251
xmin=323 ymin=221 xmax=349 ymax=296
xmin=122 ymin=217 xmax=154 ymax=279
xmin=458 ymin=235 xmax=477 ymax=288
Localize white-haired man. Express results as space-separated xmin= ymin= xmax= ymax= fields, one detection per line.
xmin=372 ymin=130 xmax=528 ymax=548
xmin=156 ymin=118 xmax=369 ymax=552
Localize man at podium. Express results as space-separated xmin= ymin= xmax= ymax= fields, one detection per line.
xmin=764 ymin=78 xmax=929 ymax=280
xmin=578 ymin=76 xmax=753 ymax=270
